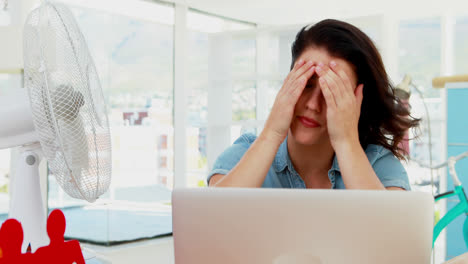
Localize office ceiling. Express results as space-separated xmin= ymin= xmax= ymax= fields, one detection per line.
xmin=181 ymin=0 xmax=466 ymax=25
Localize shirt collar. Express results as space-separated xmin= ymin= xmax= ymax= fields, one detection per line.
xmin=273 ymin=136 xmax=341 ymax=173
xmin=330 ymin=155 xmax=340 ymax=173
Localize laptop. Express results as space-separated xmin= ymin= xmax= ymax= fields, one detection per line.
xmin=172 ymin=188 xmax=434 ymax=264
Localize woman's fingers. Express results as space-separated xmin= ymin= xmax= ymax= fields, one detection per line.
xmin=283 ymin=59 xmax=305 ymax=84
xmin=282 ymin=59 xmax=315 ymax=100
xmin=329 ymin=61 xmax=364 ymax=113
xmin=329 ymin=60 xmax=352 ymax=88
xmin=316 ymin=63 xmax=341 ymax=108
xmin=328 ymin=61 xmax=349 ymax=97
xmin=318 ymin=73 xmax=337 ymax=109
xmin=289 ymin=60 xmax=314 ymax=87
xmin=291 ymin=66 xmax=315 ymax=98
xmin=316 ymin=63 xmax=343 ymax=100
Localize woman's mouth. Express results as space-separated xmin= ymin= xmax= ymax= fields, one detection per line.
xmin=298 ymin=116 xmax=320 ymax=128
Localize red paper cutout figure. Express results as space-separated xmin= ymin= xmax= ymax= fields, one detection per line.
xmin=35 ymin=209 xmax=85 ymax=264
xmin=0 ymin=219 xmax=34 ymax=263
xmin=0 ymin=209 xmax=85 ymax=264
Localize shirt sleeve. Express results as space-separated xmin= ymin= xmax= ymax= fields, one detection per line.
xmin=206 ymin=133 xmax=256 ymax=185
xmin=371 ymin=148 xmax=411 ymax=190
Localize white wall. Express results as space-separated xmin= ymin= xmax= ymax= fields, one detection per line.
xmin=0 ymin=27 xmax=23 ymax=70
xmin=0 ymin=0 xmax=38 ymax=70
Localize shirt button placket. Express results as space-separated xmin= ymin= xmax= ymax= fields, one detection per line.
xmin=329 ymin=171 xmax=336 ymax=189
xmin=294 ymin=173 xmax=305 ymax=188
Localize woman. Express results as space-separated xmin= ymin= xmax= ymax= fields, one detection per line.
xmin=207 ymin=19 xmax=419 ymax=190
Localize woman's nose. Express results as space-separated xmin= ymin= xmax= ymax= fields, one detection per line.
xmin=305 ymin=88 xmax=322 ymax=112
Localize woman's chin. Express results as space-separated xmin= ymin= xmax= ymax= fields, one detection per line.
xmin=290 ymin=131 xmax=323 ymax=146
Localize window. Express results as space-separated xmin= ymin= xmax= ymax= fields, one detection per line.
xmin=399 ymin=19 xmax=441 ymax=98
xmin=399 ymin=19 xmax=443 ymax=194
xmin=232 ymin=38 xmax=257 ymax=122
xmin=257 ymin=30 xmax=296 ymax=115
xmin=186 ymin=10 xmax=255 ymax=187
xmin=186 ymin=29 xmax=209 ymax=187
xmin=455 ymin=17 xmax=468 ymax=74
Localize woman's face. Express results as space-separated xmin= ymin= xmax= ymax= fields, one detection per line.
xmin=290 ymin=46 xmax=358 ymax=146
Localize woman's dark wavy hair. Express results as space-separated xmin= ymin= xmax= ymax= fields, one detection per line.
xmin=291 ymin=19 xmax=420 ymax=159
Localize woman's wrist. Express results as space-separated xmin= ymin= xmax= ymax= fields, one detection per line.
xmin=258 ymin=129 xmax=285 ymax=148
xmin=332 ymin=136 xmax=361 ymax=156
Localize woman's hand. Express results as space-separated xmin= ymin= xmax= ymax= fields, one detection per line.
xmin=315 ymin=60 xmax=364 ymax=150
xmin=262 ymin=59 xmax=315 ymax=144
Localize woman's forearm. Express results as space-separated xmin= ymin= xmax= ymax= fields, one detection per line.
xmin=334 ymin=140 xmax=385 ymax=190
xmin=211 ymin=132 xmax=283 ymax=188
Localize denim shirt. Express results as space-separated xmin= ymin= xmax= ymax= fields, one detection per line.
xmin=207 ymin=133 xmax=411 ymax=190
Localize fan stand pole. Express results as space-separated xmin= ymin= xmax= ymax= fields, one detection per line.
xmin=9 ymin=144 xmax=49 ymax=253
